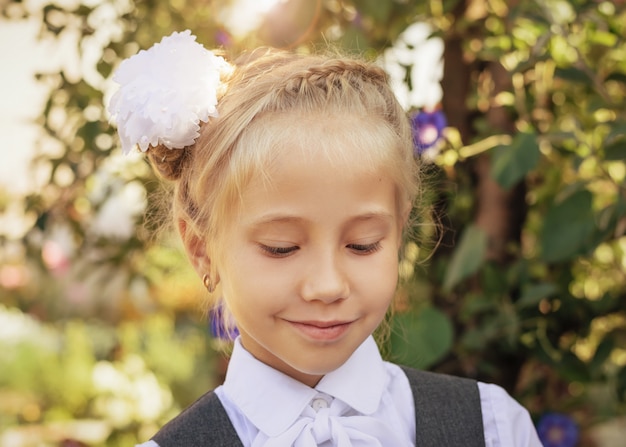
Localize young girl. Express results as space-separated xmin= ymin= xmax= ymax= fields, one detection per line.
xmin=108 ymin=30 xmax=542 ymax=447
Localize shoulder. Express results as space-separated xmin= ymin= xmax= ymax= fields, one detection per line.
xmin=397 ymin=364 xmax=481 ymax=400
xmin=395 ymin=365 xmax=485 ymax=446
xmin=385 ymin=364 xmax=542 ymax=446
xmin=149 ymin=390 xmax=242 ymax=447
xmin=478 ymin=382 xmax=543 ymax=446
xmin=136 ymin=442 xmax=159 ymax=447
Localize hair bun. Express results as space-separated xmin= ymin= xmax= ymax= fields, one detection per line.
xmin=147 ymin=144 xmax=190 ymax=181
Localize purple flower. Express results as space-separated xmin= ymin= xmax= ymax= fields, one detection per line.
xmin=351 ymin=12 xmax=363 ymax=29
xmin=410 ymin=108 xmax=447 ymax=155
xmin=215 ymin=29 xmax=232 ymax=47
xmin=209 ymin=303 xmax=239 ymax=340
xmin=537 ymin=413 xmax=579 ymax=447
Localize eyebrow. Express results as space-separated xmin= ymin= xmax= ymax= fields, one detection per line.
xmin=248 ymin=215 xmax=305 ymax=227
xmin=248 ymin=211 xmax=395 ymax=228
xmin=350 ymin=211 xmax=395 ymax=223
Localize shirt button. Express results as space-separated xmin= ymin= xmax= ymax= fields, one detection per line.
xmin=311 ymin=397 xmax=329 ymax=412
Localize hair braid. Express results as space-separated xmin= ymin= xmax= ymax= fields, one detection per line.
xmin=279 ymin=59 xmax=388 ymax=97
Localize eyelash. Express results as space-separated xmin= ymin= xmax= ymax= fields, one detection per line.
xmin=347 ymin=242 xmax=382 ymax=255
xmin=260 ymin=245 xmax=299 ymax=258
xmin=260 ymin=242 xmax=382 ymax=258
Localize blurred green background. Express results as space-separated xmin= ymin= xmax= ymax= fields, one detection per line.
xmin=1 ymin=0 xmax=625 ymax=445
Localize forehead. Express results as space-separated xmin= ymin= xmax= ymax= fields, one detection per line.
xmin=233 ymin=111 xmax=400 ymax=184
xmin=231 ymin=114 xmax=402 ymax=223
xmin=235 ymin=143 xmax=400 ymax=230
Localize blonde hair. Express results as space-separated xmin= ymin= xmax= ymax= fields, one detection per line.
xmin=147 ymin=48 xmax=421 ymax=310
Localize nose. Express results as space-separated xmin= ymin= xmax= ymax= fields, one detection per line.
xmin=300 ymin=249 xmax=350 ymax=303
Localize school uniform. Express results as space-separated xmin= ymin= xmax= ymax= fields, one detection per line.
xmin=138 ymin=336 xmax=542 ymax=446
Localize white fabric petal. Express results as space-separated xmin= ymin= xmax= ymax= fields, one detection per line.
xmin=107 ymin=30 xmax=230 ymax=154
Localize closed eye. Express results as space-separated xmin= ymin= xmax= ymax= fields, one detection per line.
xmin=259 ymin=244 xmax=299 ymax=258
xmin=347 ymin=241 xmax=381 ymax=255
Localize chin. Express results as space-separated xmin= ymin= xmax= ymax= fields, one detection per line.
xmin=291 ymin=355 xmax=350 ymax=377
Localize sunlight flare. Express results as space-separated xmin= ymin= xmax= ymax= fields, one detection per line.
xmin=219 ymin=0 xmax=285 ymax=38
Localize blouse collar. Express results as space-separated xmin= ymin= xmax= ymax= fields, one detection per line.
xmin=222 ymin=336 xmax=388 ymax=437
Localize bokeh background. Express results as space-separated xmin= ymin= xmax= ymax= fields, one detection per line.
xmin=1 ymin=0 xmax=625 ymax=446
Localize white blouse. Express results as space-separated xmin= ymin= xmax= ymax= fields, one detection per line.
xmin=138 ymin=336 xmax=542 ymax=446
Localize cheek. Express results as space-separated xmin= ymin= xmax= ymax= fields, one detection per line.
xmin=220 ymin=256 xmax=289 ymax=317
xmin=356 ymin=255 xmax=399 ymax=308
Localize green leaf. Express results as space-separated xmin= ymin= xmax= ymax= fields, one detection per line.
xmin=587 ymin=293 xmax=621 ymax=315
xmin=590 ymin=335 xmax=615 ymax=371
xmin=481 ymin=263 xmax=509 ymax=295
xmin=460 ymin=308 xmax=519 ymax=350
xmin=589 ymin=30 xmax=618 ymax=47
xmin=460 ymin=294 xmax=497 ymax=320
xmin=516 ymin=282 xmax=558 ymax=309
xmin=358 ymin=0 xmax=392 ymax=23
xmin=442 ymin=225 xmax=488 ymax=292
xmin=617 ymin=365 xmax=626 ymax=399
xmin=389 ymin=307 xmax=453 ymax=369
xmin=540 ymin=189 xmax=595 ymax=263
xmin=592 ymin=198 xmax=626 ymax=245
xmin=554 ymin=67 xmax=591 ymax=83
xmin=604 ymin=139 xmax=626 ymax=161
xmin=606 ymin=72 xmax=626 ymax=84
xmin=461 ymin=327 xmax=487 ymax=351
xmin=559 ymin=352 xmax=592 ymax=383
xmin=491 ymin=132 xmax=541 ymax=189
xmin=607 ymin=123 xmax=626 ymax=142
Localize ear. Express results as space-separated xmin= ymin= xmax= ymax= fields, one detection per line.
xmin=178 ymin=219 xmax=211 ymax=278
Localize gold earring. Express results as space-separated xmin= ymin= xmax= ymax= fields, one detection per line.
xmin=202 ymin=274 xmax=215 ymax=293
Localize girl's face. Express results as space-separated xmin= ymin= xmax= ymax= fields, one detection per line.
xmin=218 ymin=137 xmax=405 ymax=387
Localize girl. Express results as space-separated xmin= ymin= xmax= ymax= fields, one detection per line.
xmin=108 ymin=30 xmax=542 ymax=447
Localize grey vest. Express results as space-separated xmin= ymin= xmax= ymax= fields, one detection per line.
xmin=152 ymin=366 xmax=485 ymax=446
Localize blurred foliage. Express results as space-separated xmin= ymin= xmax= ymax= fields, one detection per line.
xmin=0 ymin=305 xmax=218 ymax=445
xmin=1 ymin=0 xmax=626 ymax=445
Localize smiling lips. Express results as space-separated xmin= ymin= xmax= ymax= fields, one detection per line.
xmin=288 ymin=320 xmax=354 ymax=341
